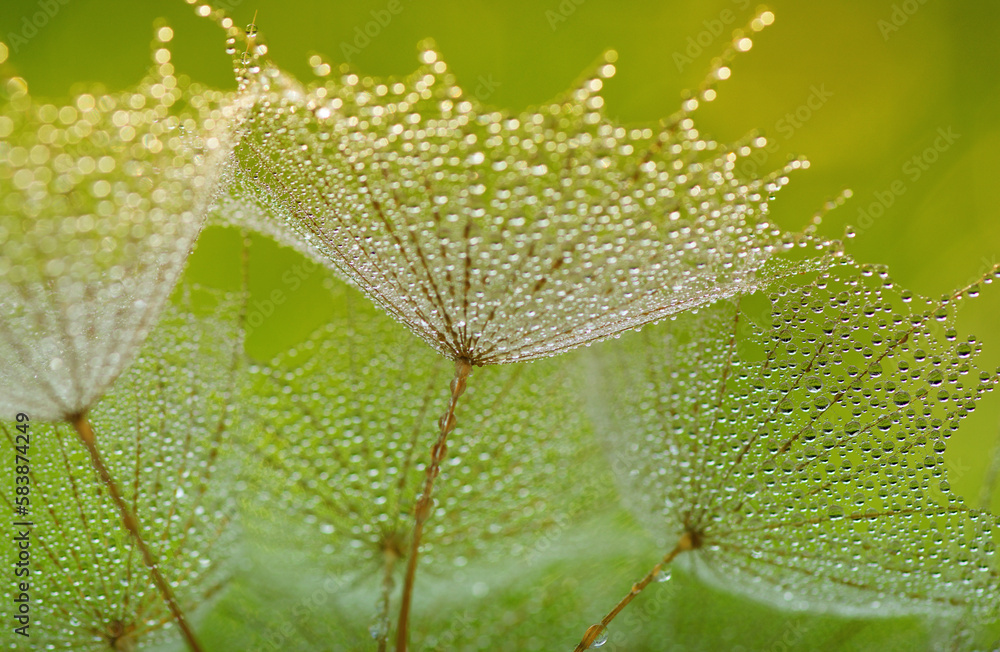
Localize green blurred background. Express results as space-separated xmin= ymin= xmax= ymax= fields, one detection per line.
xmin=3 ymin=0 xmax=999 ymax=649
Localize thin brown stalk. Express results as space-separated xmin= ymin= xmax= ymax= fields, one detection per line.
xmin=71 ymin=413 xmax=204 ymax=652
xmin=395 ymin=357 xmax=473 ymax=652
xmin=573 ymin=533 xmax=694 ymax=652
xmin=376 ymin=544 xmax=400 ymax=652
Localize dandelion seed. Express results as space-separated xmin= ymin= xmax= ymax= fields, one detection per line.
xmin=241 ymin=277 xmax=609 ymax=648
xmin=0 ymin=33 xmax=237 ymax=423
xmin=220 ymin=14 xmax=836 ymax=646
xmin=0 ymin=290 xmax=244 ymax=651
xmin=229 ymin=44 xmax=820 ymax=366
xmin=574 ymin=261 xmax=1000 ymax=649
xmin=0 ymin=28 xmax=251 ymax=650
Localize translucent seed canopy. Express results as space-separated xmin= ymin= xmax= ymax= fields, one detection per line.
xmin=0 ymin=37 xmax=236 ymax=421
xmin=589 ymin=261 xmax=1000 ymax=618
xmin=229 ymin=45 xmax=811 ymax=365
xmin=241 ymin=279 xmax=609 ymax=580
xmin=0 ymin=291 xmax=243 ymax=651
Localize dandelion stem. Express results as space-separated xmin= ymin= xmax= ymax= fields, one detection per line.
xmin=71 ymin=413 xmax=204 ymax=652
xmin=395 ymin=357 xmax=473 ymax=652
xmin=376 ymin=545 xmax=399 ymax=652
xmin=573 ymin=533 xmax=694 ymax=652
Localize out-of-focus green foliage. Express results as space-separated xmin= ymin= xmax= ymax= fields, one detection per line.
xmin=2 ymin=1 xmax=1000 ymax=650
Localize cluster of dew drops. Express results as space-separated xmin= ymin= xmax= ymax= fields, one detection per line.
xmin=0 ymin=23 xmax=233 ymax=422
xmin=9 ymin=4 xmax=998 ymax=649
xmin=222 ymin=9 xmax=818 ymax=371
xmin=592 ymin=262 xmax=1000 ymax=632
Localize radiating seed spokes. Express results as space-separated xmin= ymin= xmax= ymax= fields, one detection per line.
xmin=573 ymin=261 xmax=1000 ymax=648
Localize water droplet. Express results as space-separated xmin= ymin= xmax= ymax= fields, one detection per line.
xmin=590 ymin=261 xmax=999 ymax=622
xmin=590 ymin=627 xmax=609 ymax=648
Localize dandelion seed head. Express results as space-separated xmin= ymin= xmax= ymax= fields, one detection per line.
xmin=225 ymin=47 xmax=820 ymax=365
xmin=0 ymin=41 xmax=237 ymax=421
xmin=591 ymin=260 xmax=1000 ymax=618
xmin=0 ymin=291 xmax=243 ymax=650
xmin=240 ymin=279 xmax=609 ymax=579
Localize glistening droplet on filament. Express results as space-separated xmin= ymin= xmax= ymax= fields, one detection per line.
xmin=225 ymin=39 xmax=826 ymax=368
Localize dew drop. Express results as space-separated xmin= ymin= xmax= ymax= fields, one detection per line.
xmin=222 ymin=43 xmax=813 ymax=367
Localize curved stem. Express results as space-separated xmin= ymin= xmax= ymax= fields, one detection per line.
xmin=573 ymin=533 xmax=694 ymax=652
xmin=395 ymin=358 xmax=473 ymax=652
xmin=71 ymin=413 xmax=204 ymax=652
